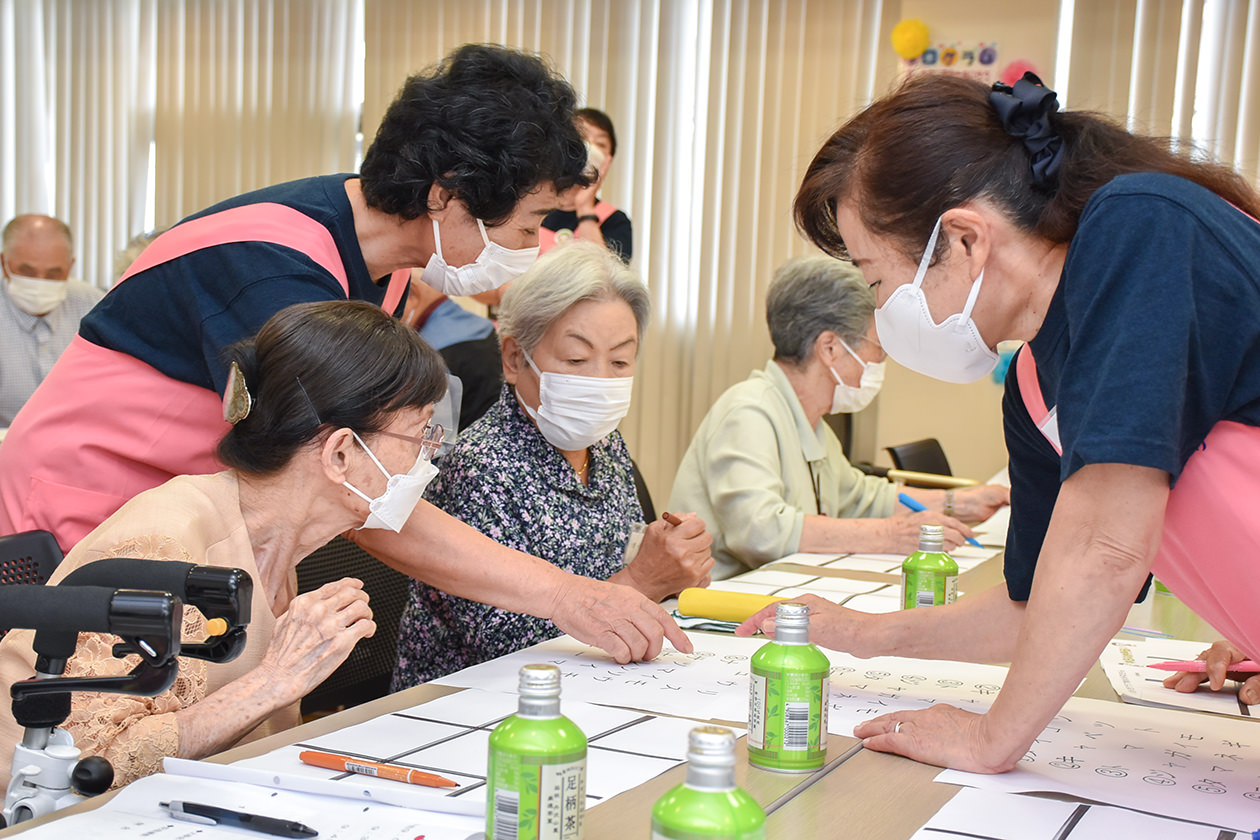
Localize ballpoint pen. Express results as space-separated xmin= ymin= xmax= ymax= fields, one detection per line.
xmin=898 ymin=492 xmax=984 ymax=548
xmin=161 ymin=800 xmax=318 ymax=838
xmin=1147 ymin=660 xmax=1260 ymax=673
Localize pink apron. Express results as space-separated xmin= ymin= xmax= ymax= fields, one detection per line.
xmin=1016 ymin=347 xmax=1260 ymax=657
xmin=0 ymin=202 xmax=409 ymax=551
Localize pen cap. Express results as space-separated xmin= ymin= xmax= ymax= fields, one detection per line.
xmin=773 ymin=601 xmax=811 ymax=645
xmin=517 ymin=663 xmax=562 ymax=717
xmin=918 ymin=524 xmax=945 ymax=553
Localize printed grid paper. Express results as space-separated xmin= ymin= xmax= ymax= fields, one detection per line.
xmin=9 ymin=772 xmax=484 ymax=840
xmin=221 ymin=688 xmax=740 ymax=816
xmin=912 ymin=787 xmax=1237 ymax=840
xmin=1100 ymin=637 xmax=1260 ymax=719
xmin=440 ymin=631 xmax=1260 ymax=831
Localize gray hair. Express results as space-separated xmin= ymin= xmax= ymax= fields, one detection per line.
xmin=499 ymin=240 xmax=650 ymax=355
xmin=113 ymin=229 xmax=165 ymax=280
xmin=2 ymin=214 xmax=73 ymax=251
xmin=767 ymin=255 xmax=874 ymax=365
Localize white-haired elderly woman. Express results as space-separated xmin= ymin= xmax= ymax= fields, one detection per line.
xmin=669 ymin=256 xmax=1009 ymax=580
xmin=393 ymin=241 xmax=714 ymax=688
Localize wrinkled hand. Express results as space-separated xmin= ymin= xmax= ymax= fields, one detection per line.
xmin=549 ymin=574 xmax=693 ymax=663
xmin=734 ymin=593 xmax=870 ymax=654
xmin=884 ymin=510 xmax=975 ymax=552
xmin=623 ymin=514 xmax=715 ymax=601
xmin=854 ymin=705 xmax=1019 ymax=774
xmin=953 ymin=484 xmax=1010 ymax=522
xmin=1162 ymin=639 xmax=1260 ymax=704
xmin=257 ymin=578 xmax=375 ymax=702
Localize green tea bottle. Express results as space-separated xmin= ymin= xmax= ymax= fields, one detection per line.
xmin=650 ymin=726 xmax=766 ymax=839
xmin=747 ymin=601 xmax=830 ymax=772
xmin=901 ymin=524 xmax=959 ymax=610
xmin=486 ymin=664 xmax=587 ymax=840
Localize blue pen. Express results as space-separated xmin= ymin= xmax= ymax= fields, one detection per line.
xmin=898 ymin=492 xmax=983 ymax=548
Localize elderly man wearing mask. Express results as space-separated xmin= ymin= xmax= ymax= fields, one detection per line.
xmin=0 ymin=215 xmax=103 ymax=426
xmin=393 ymin=241 xmax=713 ymax=688
xmin=669 ymin=256 xmax=1009 ymax=579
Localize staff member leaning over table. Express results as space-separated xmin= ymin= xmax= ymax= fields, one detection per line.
xmin=741 ymin=72 xmax=1260 ymax=773
xmin=668 ymin=255 xmax=1008 ymax=580
xmin=393 ymin=242 xmax=714 ymax=689
xmin=0 ymin=300 xmax=449 ymax=789
xmin=0 ymin=43 xmax=689 ymax=666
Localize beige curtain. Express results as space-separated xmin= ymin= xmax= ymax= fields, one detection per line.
xmin=153 ymin=0 xmax=362 ymax=227
xmin=0 ymin=0 xmax=155 ymax=288
xmin=364 ymin=0 xmax=885 ymax=505
xmin=1064 ymin=0 xmax=1260 ymax=185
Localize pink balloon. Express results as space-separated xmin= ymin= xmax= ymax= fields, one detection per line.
xmin=1000 ymin=60 xmax=1039 ymax=87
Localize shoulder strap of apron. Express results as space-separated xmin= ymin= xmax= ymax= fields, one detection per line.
xmin=1015 ymin=344 xmax=1063 ymax=455
xmin=119 ymin=201 xmax=410 ymax=313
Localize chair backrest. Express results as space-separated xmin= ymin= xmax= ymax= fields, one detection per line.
xmin=296 ymin=536 xmax=411 ymax=715
xmin=0 ymin=530 xmax=64 ymax=639
xmin=885 ymin=438 xmax=953 ymax=478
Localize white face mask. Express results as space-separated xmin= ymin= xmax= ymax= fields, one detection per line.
xmin=872 ymin=217 xmax=999 ymax=384
xmin=520 ymin=350 xmax=633 ymax=451
xmin=342 ymin=431 xmax=439 ymax=532
xmin=5 ymin=272 xmax=69 ymax=316
xmin=419 ymin=217 xmax=539 ymax=296
xmin=828 ymin=339 xmax=886 ymax=414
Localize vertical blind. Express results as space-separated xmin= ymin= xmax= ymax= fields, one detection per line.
xmin=1063 ymin=0 xmax=1260 ymax=185
xmin=0 ymin=0 xmax=361 ymax=287
xmin=363 ymin=0 xmax=886 ymax=503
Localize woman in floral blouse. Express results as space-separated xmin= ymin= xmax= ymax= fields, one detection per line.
xmin=393 ymin=242 xmax=713 ymax=688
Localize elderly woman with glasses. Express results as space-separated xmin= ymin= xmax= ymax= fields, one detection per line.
xmin=669 ymin=256 xmax=1008 ymax=580
xmin=0 ymin=300 xmax=447 ymax=789
xmin=393 ymin=241 xmax=713 ymax=689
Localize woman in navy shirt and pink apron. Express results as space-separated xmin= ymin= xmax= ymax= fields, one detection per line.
xmin=739 ymin=72 xmax=1260 ymax=774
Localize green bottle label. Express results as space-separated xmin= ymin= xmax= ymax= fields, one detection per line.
xmin=650 ymin=784 xmax=766 ymax=839
xmin=747 ymin=642 xmax=829 ymax=772
xmin=900 ymin=550 xmax=958 ymax=609
xmin=487 ymin=715 xmax=587 ymax=840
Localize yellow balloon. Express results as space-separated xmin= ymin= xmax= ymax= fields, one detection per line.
xmin=891 ymin=18 xmax=931 ymax=60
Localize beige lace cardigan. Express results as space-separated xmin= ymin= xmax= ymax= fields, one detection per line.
xmin=0 ymin=472 xmax=298 ymax=789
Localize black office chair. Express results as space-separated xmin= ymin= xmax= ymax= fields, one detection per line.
xmin=885 ymin=438 xmax=953 ymax=488
xmin=296 ymin=537 xmax=411 ymax=715
xmin=0 ymin=530 xmax=63 ymax=640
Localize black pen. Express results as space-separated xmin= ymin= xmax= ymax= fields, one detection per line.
xmin=161 ymin=800 xmax=318 ymax=837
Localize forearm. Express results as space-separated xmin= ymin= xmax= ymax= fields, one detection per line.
xmin=798 ymin=513 xmax=890 ymax=554
xmin=351 ymin=500 xmax=570 ymax=620
xmin=845 ymin=585 xmax=1025 ymax=662
xmin=980 ymin=465 xmax=1164 ymax=768
xmin=174 ymin=667 xmax=297 ymax=760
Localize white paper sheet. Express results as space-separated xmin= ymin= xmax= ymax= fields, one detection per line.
xmin=10 ymin=772 xmax=483 ymax=840
xmin=433 ymin=633 xmax=762 ymax=722
xmin=936 ymin=694 xmax=1260 ymax=832
xmin=765 ymin=551 xmax=848 ymax=567
xmin=1099 ymin=638 xmax=1260 ymax=719
xmin=911 ymin=787 xmax=1235 ymax=839
xmin=973 ymin=504 xmax=1011 ymax=546
xmin=212 ymin=688 xmax=732 ymax=814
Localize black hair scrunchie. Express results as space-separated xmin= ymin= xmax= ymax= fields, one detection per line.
xmin=989 ymin=71 xmax=1064 ymax=188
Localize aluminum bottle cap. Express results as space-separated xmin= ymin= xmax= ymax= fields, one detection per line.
xmin=918 ymin=523 xmax=945 ymax=552
xmin=518 ymin=664 xmax=562 ymax=698
xmin=687 ymin=726 xmax=737 ymax=768
xmin=774 ymin=601 xmax=811 ymax=644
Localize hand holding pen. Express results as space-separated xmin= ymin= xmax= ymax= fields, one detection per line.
xmin=897 ymin=492 xmax=984 ymax=549
xmin=1159 ymin=639 xmax=1260 ymax=705
xmin=616 ymin=512 xmax=715 ymax=601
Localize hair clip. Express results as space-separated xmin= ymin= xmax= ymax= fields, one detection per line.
xmin=989 ymin=71 xmax=1064 ymax=188
xmin=223 ymin=361 xmax=252 ymax=425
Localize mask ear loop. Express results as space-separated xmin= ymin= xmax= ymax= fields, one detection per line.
xmin=431 ymin=218 xmax=446 ymax=260
xmin=911 ymin=217 xmax=945 ymax=290
xmin=476 ymin=218 xmax=492 ymax=248
xmin=955 ymin=268 xmax=988 ymax=333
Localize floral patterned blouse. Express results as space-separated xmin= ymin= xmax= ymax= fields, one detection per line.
xmin=392 ymin=385 xmax=644 ymax=689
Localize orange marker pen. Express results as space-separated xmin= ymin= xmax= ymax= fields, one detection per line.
xmin=298 ymin=750 xmax=458 ymax=788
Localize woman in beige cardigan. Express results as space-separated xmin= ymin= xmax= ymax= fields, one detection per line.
xmin=0 ymin=300 xmax=447 ymax=788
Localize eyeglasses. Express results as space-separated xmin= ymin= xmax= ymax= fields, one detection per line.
xmin=376 ymin=423 xmax=446 ymax=462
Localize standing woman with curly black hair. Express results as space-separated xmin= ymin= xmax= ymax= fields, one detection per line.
xmin=739 ymin=72 xmax=1260 ymax=774
xmin=0 ymin=44 xmax=690 ymax=668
